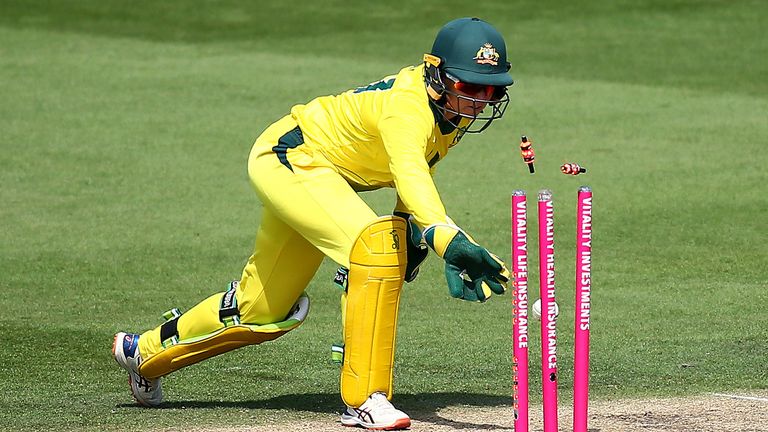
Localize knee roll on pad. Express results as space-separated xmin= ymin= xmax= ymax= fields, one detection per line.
xmin=139 ymin=294 xmax=310 ymax=379
xmin=340 ymin=216 xmax=407 ymax=407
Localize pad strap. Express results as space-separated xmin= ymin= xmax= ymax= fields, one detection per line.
xmin=160 ymin=308 xmax=182 ymax=348
xmin=219 ymin=281 xmax=241 ymax=326
xmin=331 ymin=344 xmax=345 ymax=364
xmin=333 ymin=267 xmax=349 ymax=291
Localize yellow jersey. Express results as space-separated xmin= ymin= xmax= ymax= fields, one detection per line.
xmin=290 ymin=64 xmax=467 ymax=228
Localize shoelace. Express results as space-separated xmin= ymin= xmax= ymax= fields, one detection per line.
xmin=134 ymin=374 xmax=155 ymax=392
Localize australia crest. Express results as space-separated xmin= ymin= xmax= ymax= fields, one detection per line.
xmin=473 ymin=43 xmax=500 ymax=66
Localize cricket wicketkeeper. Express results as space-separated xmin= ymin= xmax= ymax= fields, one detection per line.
xmin=113 ymin=17 xmax=514 ymax=430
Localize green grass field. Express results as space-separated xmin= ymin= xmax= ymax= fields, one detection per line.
xmin=1 ymin=1 xmax=766 ymax=430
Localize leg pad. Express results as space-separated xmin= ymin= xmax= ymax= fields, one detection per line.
xmin=139 ymin=294 xmax=309 ymax=379
xmin=341 ymin=216 xmax=407 ymax=407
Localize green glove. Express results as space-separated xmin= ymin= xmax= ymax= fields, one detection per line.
xmin=393 ymin=212 xmax=429 ymax=283
xmin=423 ymin=224 xmax=509 ymax=302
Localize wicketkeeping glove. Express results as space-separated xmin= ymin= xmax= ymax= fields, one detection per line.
xmin=393 ymin=212 xmax=429 ymax=283
xmin=424 ymin=224 xmax=509 ymax=302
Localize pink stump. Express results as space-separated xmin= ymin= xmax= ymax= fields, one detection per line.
xmin=574 ymin=186 xmax=593 ymax=432
xmin=511 ymin=191 xmax=529 ymax=432
xmin=538 ymin=190 xmax=558 ymax=432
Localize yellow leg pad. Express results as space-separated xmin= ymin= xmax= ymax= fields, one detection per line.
xmin=341 ymin=216 xmax=407 ymax=407
xmin=139 ymin=294 xmax=310 ymax=379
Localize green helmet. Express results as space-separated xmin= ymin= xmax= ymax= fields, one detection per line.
xmin=429 ymin=17 xmax=513 ymax=86
xmin=424 ymin=17 xmax=513 ymax=135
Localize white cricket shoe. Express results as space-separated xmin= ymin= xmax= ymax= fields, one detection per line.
xmin=341 ymin=392 xmax=411 ymax=430
xmin=112 ymin=332 xmax=163 ymax=407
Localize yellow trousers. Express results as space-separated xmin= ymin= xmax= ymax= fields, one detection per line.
xmin=139 ymin=114 xmax=378 ymax=359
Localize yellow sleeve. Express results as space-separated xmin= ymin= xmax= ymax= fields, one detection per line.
xmin=392 ymin=164 xmax=438 ymax=225
xmin=393 ymin=194 xmax=409 ymax=215
xmin=379 ymin=95 xmax=448 ymax=228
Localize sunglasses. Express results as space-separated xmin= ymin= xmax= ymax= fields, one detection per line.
xmin=454 ymin=81 xmax=495 ymax=96
xmin=445 ymin=73 xmax=506 ymax=100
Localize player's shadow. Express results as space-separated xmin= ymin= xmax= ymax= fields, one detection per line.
xmin=159 ymin=392 xmax=515 ymax=430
